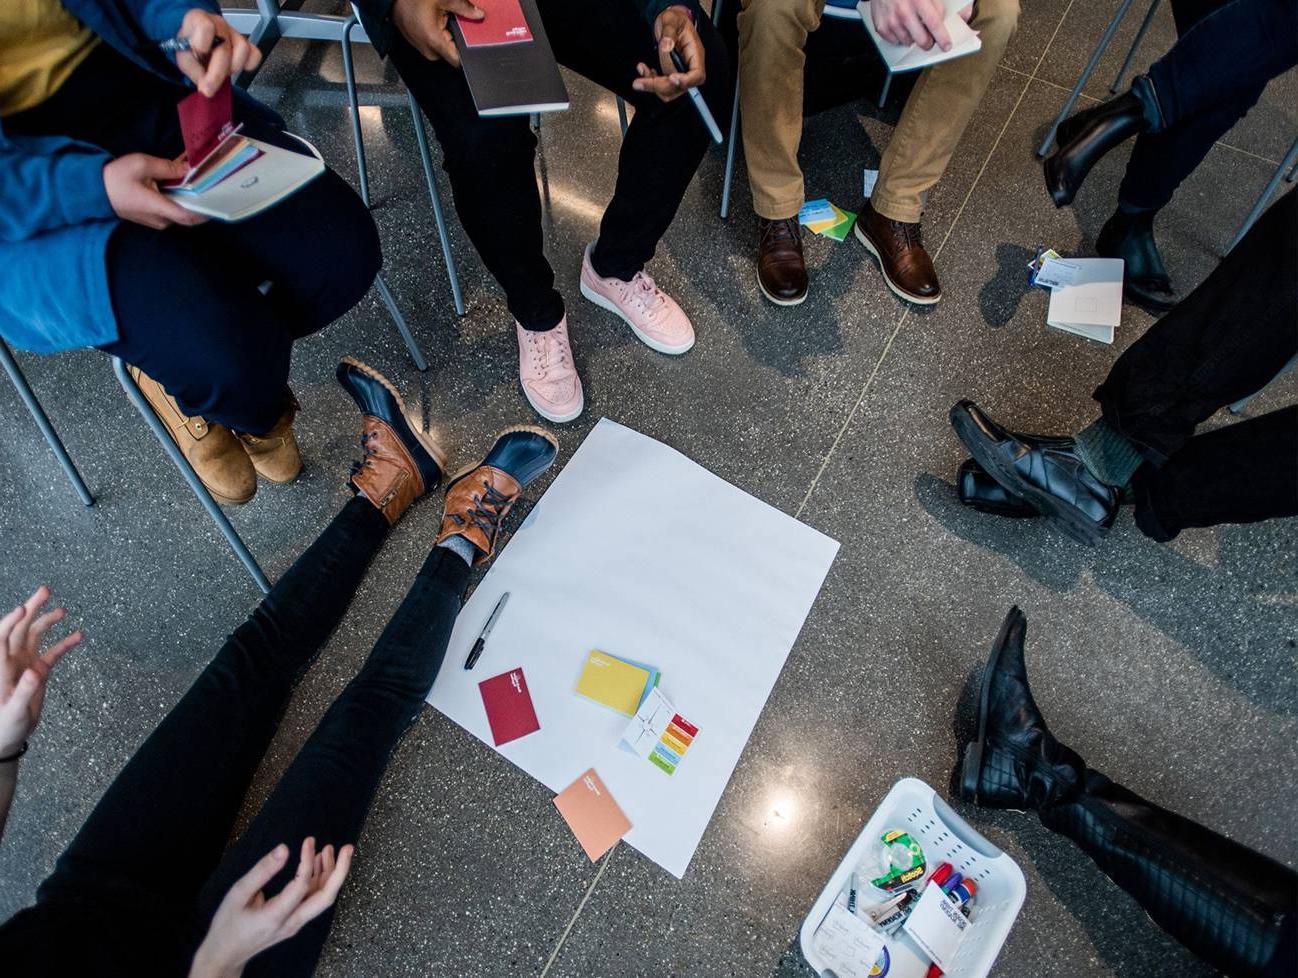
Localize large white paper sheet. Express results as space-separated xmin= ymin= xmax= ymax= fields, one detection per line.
xmin=427 ymin=419 xmax=839 ymax=877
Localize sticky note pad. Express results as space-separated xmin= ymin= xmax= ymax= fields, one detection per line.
xmin=478 ymin=667 xmax=540 ymax=746
xmin=553 ymin=768 xmax=632 ymax=861
xmin=798 ymin=198 xmax=835 ymax=226
xmin=575 ymin=650 xmax=656 ymax=717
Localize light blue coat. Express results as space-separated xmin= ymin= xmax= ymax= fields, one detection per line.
xmin=0 ymin=0 xmax=267 ymax=354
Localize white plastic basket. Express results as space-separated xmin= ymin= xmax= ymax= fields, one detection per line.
xmin=799 ymin=778 xmax=1026 ymax=978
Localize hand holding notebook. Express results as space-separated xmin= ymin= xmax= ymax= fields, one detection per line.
xmin=858 ymin=0 xmax=982 ymax=72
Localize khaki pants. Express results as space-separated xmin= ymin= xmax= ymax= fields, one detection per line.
xmin=738 ymin=0 xmax=1019 ymax=222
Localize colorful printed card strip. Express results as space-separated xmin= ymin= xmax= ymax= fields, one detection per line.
xmin=620 ymin=688 xmax=699 ymax=776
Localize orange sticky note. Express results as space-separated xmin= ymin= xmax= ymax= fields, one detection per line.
xmin=553 ymin=768 xmax=632 ymax=862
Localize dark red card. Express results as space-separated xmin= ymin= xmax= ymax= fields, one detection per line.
xmin=479 ymin=667 xmax=540 ymax=746
xmin=176 ymin=77 xmax=234 ymax=165
xmin=457 ymin=0 xmax=533 ymax=47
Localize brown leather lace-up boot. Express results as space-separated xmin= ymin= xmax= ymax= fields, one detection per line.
xmin=756 ymin=217 xmax=809 ymax=306
xmin=237 ymin=392 xmax=302 ymax=484
xmin=854 ymin=200 xmax=941 ymax=305
xmin=336 ymin=358 xmax=447 ymax=526
xmin=126 ymin=365 xmax=256 ymax=506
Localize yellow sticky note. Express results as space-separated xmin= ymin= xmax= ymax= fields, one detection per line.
xmin=575 ymin=650 xmax=652 ymax=717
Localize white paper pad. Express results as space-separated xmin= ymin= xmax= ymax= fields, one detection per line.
xmin=426 ymin=419 xmax=839 ymax=877
xmin=813 ymin=905 xmax=888 ymax=978
xmin=1046 ymin=256 xmax=1124 ymax=344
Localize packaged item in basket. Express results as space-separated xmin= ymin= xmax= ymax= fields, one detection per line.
xmin=865 ymin=829 xmax=926 ymax=892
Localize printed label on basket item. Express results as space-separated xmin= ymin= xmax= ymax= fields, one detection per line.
xmin=813 ymin=904 xmax=887 ymax=978
xmin=902 ymin=882 xmax=969 ymax=971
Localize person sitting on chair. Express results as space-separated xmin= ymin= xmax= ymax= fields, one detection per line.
xmin=0 ymin=0 xmax=384 ymax=507
xmin=737 ymin=0 xmax=1019 ymax=307
xmin=0 ymin=358 xmax=561 ymax=976
xmin=1043 ymin=0 xmax=1298 ymax=312
xmin=351 ymin=0 xmax=732 ymax=425
xmin=948 ymin=190 xmax=1296 ymax=546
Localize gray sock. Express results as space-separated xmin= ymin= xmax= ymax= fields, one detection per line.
xmin=1074 ymin=418 xmax=1144 ymax=488
xmin=437 ymin=534 xmax=480 ymax=567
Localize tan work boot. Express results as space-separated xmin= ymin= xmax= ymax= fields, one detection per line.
xmin=126 ymin=365 xmax=257 ymax=505
xmin=237 ymin=393 xmax=303 ymax=484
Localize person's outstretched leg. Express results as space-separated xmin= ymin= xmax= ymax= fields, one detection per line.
xmin=956 ymin=609 xmax=1298 ymax=977
xmin=35 ymin=358 xmax=448 ymax=925
xmin=192 ymin=425 xmax=560 ymax=976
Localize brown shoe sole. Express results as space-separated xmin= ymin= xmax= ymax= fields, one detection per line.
xmin=126 ymin=364 xmax=256 ymax=506
xmin=338 ymin=356 xmax=449 ymax=474
xmin=854 ymin=222 xmax=942 ymax=307
xmin=757 ymin=273 xmax=809 ymax=307
xmin=447 ymin=425 xmax=560 ymax=487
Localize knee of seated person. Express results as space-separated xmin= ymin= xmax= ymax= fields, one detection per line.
xmin=741 ymin=0 xmax=822 ymax=36
xmin=440 ymin=120 xmax=536 ymax=180
xmin=973 ymin=0 xmax=1020 ymax=51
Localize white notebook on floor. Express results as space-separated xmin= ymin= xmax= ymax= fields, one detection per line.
xmin=857 ymin=0 xmax=982 ymax=72
xmin=1046 ymin=257 xmax=1125 ymax=344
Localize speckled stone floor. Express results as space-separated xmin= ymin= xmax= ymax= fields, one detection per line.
xmin=1 ymin=3 xmax=1295 ymax=977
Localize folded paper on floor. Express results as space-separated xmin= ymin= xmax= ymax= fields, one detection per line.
xmin=426 ymin=419 xmax=839 ymax=877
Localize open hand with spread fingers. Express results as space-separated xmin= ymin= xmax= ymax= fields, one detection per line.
xmin=0 ymin=587 xmax=83 ymax=761
xmin=190 ymin=837 xmax=354 ymax=978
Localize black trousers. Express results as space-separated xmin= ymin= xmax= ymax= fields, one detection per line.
xmin=0 ymin=498 xmax=470 ymax=976
xmin=1094 ymin=190 xmax=1298 ymax=541
xmin=390 ymin=1 xmax=731 ymax=331
xmin=4 ymin=44 xmax=381 ymax=435
xmin=1120 ymin=0 xmax=1298 ymax=211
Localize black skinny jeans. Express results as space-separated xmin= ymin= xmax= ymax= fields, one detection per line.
xmin=388 ymin=0 xmax=732 ymax=331
xmin=0 ymin=498 xmax=470 ymax=976
xmin=1120 ymin=0 xmax=1298 ymax=211
xmin=3 ymin=44 xmax=382 ymax=435
xmin=1095 ymin=189 xmax=1298 ymax=541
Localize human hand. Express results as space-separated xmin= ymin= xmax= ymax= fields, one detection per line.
xmin=392 ymin=0 xmax=484 ymax=67
xmin=103 ymin=154 xmax=208 ymax=230
xmin=190 ymin=838 xmax=353 ymax=978
xmin=0 ymin=588 xmax=83 ymax=758
xmin=633 ymin=5 xmax=706 ymax=102
xmin=870 ymin=0 xmax=953 ymax=50
xmin=174 ymin=9 xmax=262 ymax=97
xmin=959 ymin=3 xmax=974 ymax=22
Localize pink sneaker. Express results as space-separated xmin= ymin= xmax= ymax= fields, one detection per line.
xmin=516 ymin=318 xmax=585 ymax=423
xmin=579 ymin=244 xmax=695 ymax=355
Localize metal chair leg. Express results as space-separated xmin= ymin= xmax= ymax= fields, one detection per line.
xmin=1230 ymin=353 xmax=1297 ymax=414
xmin=616 ymin=96 xmax=630 ymax=137
xmin=112 ymin=357 xmax=270 ymax=594
xmin=879 ymin=72 xmax=893 ymax=108
xmin=341 ymin=16 xmax=371 ymax=208
xmin=408 ymin=91 xmax=467 ymax=317
xmin=374 ymin=273 xmax=428 ymax=371
xmin=1 ymin=341 xmax=94 ymax=507
xmin=1037 ymin=0 xmax=1137 ymax=157
xmin=1230 ymin=137 xmax=1298 ymax=252
xmin=1109 ymin=0 xmax=1161 ymax=93
xmin=720 ymin=79 xmax=741 ymax=219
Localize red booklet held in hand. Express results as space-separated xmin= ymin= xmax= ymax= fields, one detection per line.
xmin=457 ymin=0 xmax=533 ymax=46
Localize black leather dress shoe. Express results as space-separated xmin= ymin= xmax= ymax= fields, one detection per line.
xmin=1044 ymin=91 xmax=1148 ymax=208
xmin=957 ymin=459 xmax=1038 ymax=518
xmin=956 ymin=607 xmax=1086 ymax=809
xmin=1096 ymin=207 xmax=1179 ymax=314
xmin=949 ymin=400 xmax=1120 ymax=545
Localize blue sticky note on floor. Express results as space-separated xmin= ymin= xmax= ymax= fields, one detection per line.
xmin=799 ymin=198 xmax=835 ymax=225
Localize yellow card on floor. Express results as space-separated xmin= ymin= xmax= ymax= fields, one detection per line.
xmin=575 ymin=649 xmax=653 ymax=717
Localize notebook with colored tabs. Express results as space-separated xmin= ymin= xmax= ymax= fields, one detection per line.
xmin=574 ymin=650 xmax=658 ymax=717
xmin=620 ymin=687 xmax=698 ymax=775
xmin=553 ymin=768 xmax=631 ymax=861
